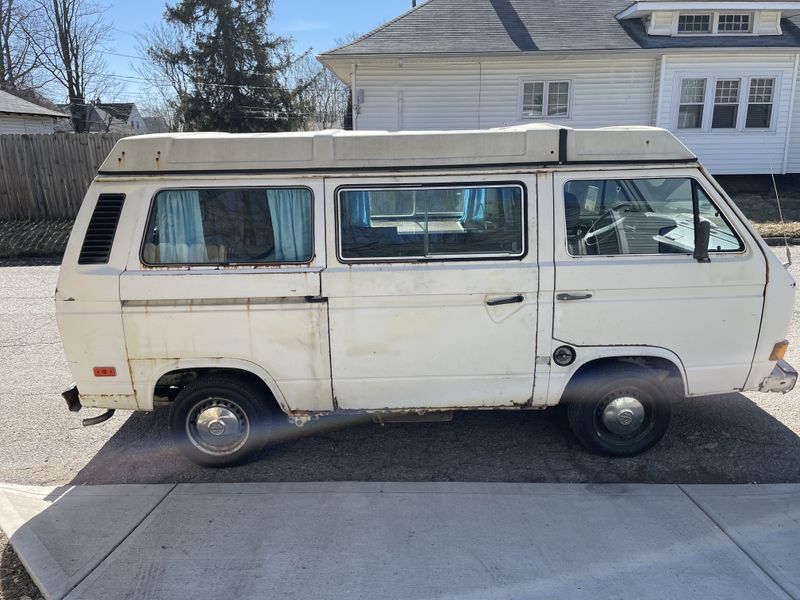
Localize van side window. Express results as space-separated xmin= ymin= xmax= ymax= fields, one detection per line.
xmin=142 ymin=188 xmax=313 ymax=265
xmin=563 ymin=178 xmax=743 ymax=256
xmin=338 ymin=184 xmax=525 ymax=261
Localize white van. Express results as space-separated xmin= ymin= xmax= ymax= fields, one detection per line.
xmin=55 ymin=124 xmax=796 ymax=466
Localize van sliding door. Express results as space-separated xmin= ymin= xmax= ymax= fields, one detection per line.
xmin=322 ymin=176 xmax=539 ymax=410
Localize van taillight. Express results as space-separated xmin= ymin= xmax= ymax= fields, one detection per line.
xmin=78 ymin=194 xmax=126 ymax=265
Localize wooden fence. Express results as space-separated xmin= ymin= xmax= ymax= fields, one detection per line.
xmin=0 ymin=133 xmax=124 ymax=219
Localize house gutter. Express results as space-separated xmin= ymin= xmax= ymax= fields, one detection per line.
xmin=319 ymin=45 xmax=800 ymax=65
xmin=782 ymin=52 xmax=800 ymax=172
xmin=654 ymin=55 xmax=668 ymax=127
xmin=351 ymin=63 xmax=358 ymax=130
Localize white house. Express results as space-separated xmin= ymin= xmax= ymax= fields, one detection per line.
xmin=0 ymin=89 xmax=68 ymax=134
xmin=319 ymin=0 xmax=800 ymax=174
xmin=93 ymin=103 xmax=147 ymax=134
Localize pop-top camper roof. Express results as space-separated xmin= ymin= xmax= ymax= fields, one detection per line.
xmin=98 ymin=124 xmax=696 ymax=175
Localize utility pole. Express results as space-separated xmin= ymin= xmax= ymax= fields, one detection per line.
xmin=412 ymin=0 xmax=416 ymax=6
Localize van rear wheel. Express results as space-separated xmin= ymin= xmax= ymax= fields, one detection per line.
xmin=169 ymin=374 xmax=272 ymax=467
xmin=566 ymin=365 xmax=672 ymax=456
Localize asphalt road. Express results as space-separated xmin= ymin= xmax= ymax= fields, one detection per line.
xmin=0 ymin=257 xmax=799 ymax=487
xmin=0 ymin=254 xmax=798 ymax=598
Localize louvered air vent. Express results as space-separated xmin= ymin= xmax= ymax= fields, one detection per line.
xmin=78 ymin=194 xmax=125 ymax=265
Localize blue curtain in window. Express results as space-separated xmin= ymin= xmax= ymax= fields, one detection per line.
xmin=267 ymin=188 xmax=312 ymax=262
xmin=156 ymin=190 xmax=207 ymax=263
xmin=500 ymin=187 xmax=518 ymax=223
xmin=461 ymin=188 xmax=487 ymax=224
xmin=347 ymin=191 xmax=371 ymax=226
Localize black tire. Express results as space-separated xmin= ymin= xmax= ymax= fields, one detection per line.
xmin=565 ymin=365 xmax=673 ymax=457
xmin=169 ymin=374 xmax=273 ymax=467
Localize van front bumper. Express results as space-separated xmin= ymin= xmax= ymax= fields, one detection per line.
xmin=759 ymin=360 xmax=798 ymax=394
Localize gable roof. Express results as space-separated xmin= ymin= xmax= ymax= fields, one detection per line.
xmin=0 ymin=89 xmax=68 ymax=118
xmin=95 ymin=103 xmax=136 ymax=122
xmin=320 ymin=0 xmax=800 ymax=57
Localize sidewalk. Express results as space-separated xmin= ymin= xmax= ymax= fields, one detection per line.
xmin=1 ymin=482 xmax=798 ymax=600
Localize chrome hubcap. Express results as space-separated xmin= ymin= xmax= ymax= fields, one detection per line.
xmin=601 ymin=396 xmax=645 ymax=435
xmin=187 ymin=399 xmax=249 ymax=456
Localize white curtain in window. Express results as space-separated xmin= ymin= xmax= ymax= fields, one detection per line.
xmin=267 ymin=189 xmax=312 ymax=262
xmin=156 ymin=190 xmax=208 ymax=263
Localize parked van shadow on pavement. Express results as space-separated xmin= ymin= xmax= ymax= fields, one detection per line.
xmin=66 ymin=391 xmax=800 ymax=486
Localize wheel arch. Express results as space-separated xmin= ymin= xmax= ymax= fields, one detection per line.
xmin=548 ymin=345 xmax=688 ymax=406
xmin=135 ymin=358 xmax=290 ymax=414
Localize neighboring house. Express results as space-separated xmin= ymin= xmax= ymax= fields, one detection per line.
xmin=0 ymin=89 xmax=69 ymax=134
xmin=56 ymin=102 xmax=148 ymax=134
xmin=319 ymin=0 xmax=800 ymax=174
xmin=95 ymin=103 xmax=147 ymax=133
xmin=143 ymin=116 xmax=170 ymax=133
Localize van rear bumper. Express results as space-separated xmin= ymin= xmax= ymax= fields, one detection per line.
xmin=759 ymin=360 xmax=798 ymax=394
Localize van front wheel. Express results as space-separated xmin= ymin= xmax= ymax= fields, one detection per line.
xmin=169 ymin=375 xmax=272 ymax=467
xmin=566 ymin=366 xmax=672 ymax=456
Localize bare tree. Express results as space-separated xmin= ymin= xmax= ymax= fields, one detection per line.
xmin=30 ymin=0 xmax=110 ymax=132
xmin=0 ymin=0 xmax=42 ymax=90
xmin=133 ymin=21 xmax=191 ymax=131
xmin=288 ymin=51 xmax=349 ymax=130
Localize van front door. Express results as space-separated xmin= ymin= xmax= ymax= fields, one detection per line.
xmin=322 ymin=177 xmax=538 ymax=410
xmin=552 ymin=170 xmax=766 ymax=396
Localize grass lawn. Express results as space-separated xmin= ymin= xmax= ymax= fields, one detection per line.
xmin=718 ymin=175 xmax=800 ymax=239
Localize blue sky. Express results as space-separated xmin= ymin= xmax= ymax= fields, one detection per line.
xmin=101 ymin=0 xmax=413 ymax=103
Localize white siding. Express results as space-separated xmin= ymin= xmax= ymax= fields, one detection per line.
xmin=355 ymin=56 xmax=658 ymax=132
xmin=657 ymin=54 xmax=796 ymax=174
xmin=0 ymin=114 xmax=55 ymax=134
xmin=784 ymin=56 xmax=800 ymax=172
xmin=756 ymin=11 xmax=782 ymax=36
xmin=648 ymin=11 xmax=674 ymax=35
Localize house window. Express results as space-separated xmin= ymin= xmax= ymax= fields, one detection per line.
xmin=521 ymin=82 xmax=544 ymax=117
xmin=712 ymin=79 xmax=740 ymax=129
xmin=746 ymin=78 xmax=775 ymax=128
xmin=717 ymin=14 xmax=752 ymax=33
xmin=521 ymin=81 xmax=570 ymax=118
xmin=677 ymin=14 xmax=712 ymax=33
xmin=678 ymin=78 xmax=706 ymax=129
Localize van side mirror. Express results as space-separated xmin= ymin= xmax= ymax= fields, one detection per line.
xmin=694 ymin=220 xmax=711 ymax=263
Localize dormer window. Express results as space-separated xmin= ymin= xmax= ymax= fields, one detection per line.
xmin=718 ymin=13 xmax=752 ymax=33
xmin=677 ymin=14 xmax=712 ymax=33
xmin=675 ymin=12 xmax=756 ymax=35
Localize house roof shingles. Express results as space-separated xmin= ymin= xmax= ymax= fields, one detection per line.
xmin=0 ymin=89 xmax=68 ymax=118
xmin=95 ymin=103 xmax=136 ymax=121
xmin=321 ymin=0 xmax=800 ymax=57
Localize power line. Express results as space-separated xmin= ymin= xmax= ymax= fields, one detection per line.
xmin=81 ymin=68 xmax=305 ymax=92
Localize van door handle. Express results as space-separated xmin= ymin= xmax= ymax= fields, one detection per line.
xmin=486 ymin=294 xmax=524 ymax=306
xmin=304 ymin=295 xmax=328 ymax=303
xmin=556 ymin=293 xmax=593 ymax=301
